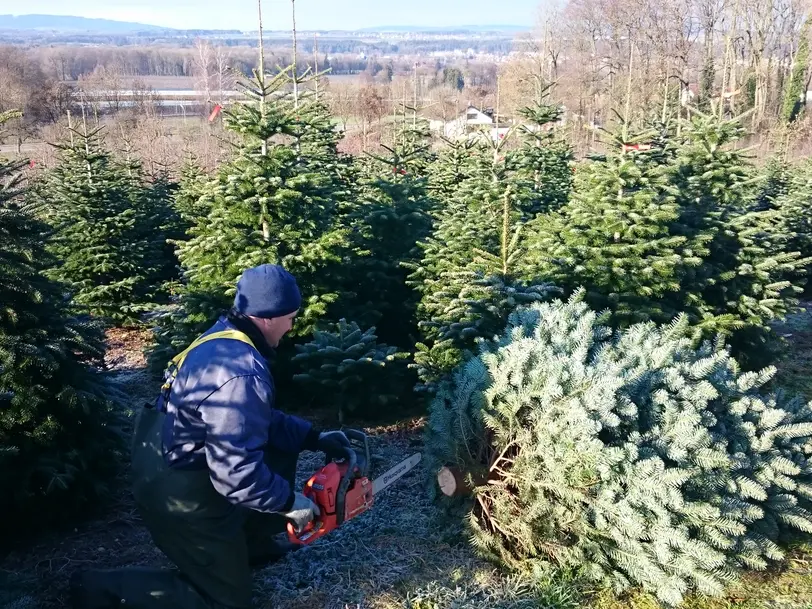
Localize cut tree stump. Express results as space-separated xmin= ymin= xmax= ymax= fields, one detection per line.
xmin=437 ymin=466 xmax=471 ymax=497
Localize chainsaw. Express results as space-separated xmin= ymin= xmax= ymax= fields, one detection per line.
xmin=286 ymin=428 xmax=421 ymax=545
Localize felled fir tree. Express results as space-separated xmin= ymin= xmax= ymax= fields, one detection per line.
xmin=426 ymin=293 xmax=812 ymax=606
xmin=150 ymin=65 xmax=348 ymax=369
xmin=291 ymin=319 xmax=410 ymax=423
xmin=0 ymin=111 xmax=121 ymax=539
xmin=34 ymin=124 xmax=161 ymax=325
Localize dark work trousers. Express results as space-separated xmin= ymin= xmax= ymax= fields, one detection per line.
xmin=69 ymin=404 xmax=299 ymax=609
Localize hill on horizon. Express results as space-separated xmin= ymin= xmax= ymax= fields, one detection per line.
xmin=0 ymin=14 xmax=529 ymax=35
xmin=0 ymin=14 xmax=173 ymax=32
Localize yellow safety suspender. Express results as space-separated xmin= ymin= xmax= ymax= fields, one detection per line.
xmin=160 ymin=329 xmax=256 ymax=395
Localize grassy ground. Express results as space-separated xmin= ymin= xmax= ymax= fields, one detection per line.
xmin=4 ymin=311 xmax=812 ymax=609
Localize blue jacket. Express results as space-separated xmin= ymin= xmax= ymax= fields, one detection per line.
xmin=159 ymin=314 xmax=319 ymax=513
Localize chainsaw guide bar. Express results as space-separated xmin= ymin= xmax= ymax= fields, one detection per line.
xmin=372 ymin=452 xmax=422 ymax=495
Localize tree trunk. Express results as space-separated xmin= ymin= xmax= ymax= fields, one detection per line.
xmin=437 ymin=466 xmax=471 ymax=497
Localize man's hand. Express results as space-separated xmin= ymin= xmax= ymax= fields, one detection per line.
xmin=317 ymin=430 xmax=351 ymax=456
xmin=285 ymin=492 xmax=320 ymax=533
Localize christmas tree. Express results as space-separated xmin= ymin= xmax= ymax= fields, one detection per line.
xmin=411 ymin=184 xmax=557 ymax=392
xmin=173 ymin=156 xmax=212 ymax=226
xmin=144 ymin=167 xmax=185 ymax=293
xmin=427 ymin=136 xmax=491 ymax=205
xmin=149 ymin=64 xmax=349 ymax=375
xmin=116 ymin=142 xmax=183 ymax=300
xmin=291 ymin=319 xmax=411 ymax=423
xmin=507 ymin=98 xmax=574 ymax=215
xmin=34 ymin=122 xmax=163 ymax=325
xmin=766 ymin=159 xmax=812 ymax=296
xmin=336 ymin=115 xmax=435 ymax=348
xmin=524 ymin=129 xmax=689 ymax=328
xmin=754 ymin=156 xmax=793 ymax=212
xmin=525 ymin=112 xmax=810 ymax=366
xmin=409 ymin=130 xmax=557 ymax=393
xmin=668 ymin=112 xmax=810 ymax=364
xmin=425 ymin=294 xmax=812 ymax=606
xmin=0 ymin=110 xmax=121 ymax=539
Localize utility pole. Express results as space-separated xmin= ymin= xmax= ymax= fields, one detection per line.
xmin=314 ymin=32 xmax=320 ymax=99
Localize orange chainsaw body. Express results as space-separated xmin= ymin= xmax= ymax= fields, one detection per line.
xmin=287 ymin=430 xmax=374 ymax=545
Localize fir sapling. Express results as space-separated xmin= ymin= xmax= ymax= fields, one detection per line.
xmin=291 ymin=319 xmax=412 ymax=423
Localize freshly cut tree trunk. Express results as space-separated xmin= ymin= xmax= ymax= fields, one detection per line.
xmin=437 ymin=466 xmax=470 ymax=497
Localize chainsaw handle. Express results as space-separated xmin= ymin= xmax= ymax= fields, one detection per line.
xmin=341 ymin=428 xmax=367 ymax=443
xmin=340 ymin=428 xmax=371 ymax=478
xmin=335 ymin=444 xmax=356 ymax=526
xmin=286 ymin=518 xmax=325 ymax=545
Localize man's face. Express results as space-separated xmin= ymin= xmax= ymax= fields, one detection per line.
xmin=257 ymin=310 xmax=298 ymax=347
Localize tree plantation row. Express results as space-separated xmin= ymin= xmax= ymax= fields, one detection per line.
xmin=4 ymin=64 xmax=812 ymax=607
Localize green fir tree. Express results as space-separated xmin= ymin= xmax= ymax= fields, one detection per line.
xmin=525 ymin=128 xmax=690 ymax=328
xmin=669 ymin=112 xmax=810 ymax=365
xmin=291 ymin=319 xmax=411 ymax=423
xmin=173 ymin=156 xmax=212 ymax=226
xmin=507 ymin=97 xmax=574 ymax=214
xmin=769 ymin=158 xmax=812 ymax=296
xmin=409 ymin=131 xmax=558 ymax=392
xmin=34 ymin=123 xmax=162 ymax=325
xmin=427 ymin=137 xmax=491 ymax=204
xmin=336 ymin=117 xmax=435 ymax=348
xmin=150 ymin=65 xmax=349 ymax=372
xmin=526 ymin=112 xmax=810 ymax=366
xmin=0 ymin=110 xmax=122 ymax=540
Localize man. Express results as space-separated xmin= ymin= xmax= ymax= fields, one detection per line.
xmin=70 ymin=264 xmax=351 ymax=609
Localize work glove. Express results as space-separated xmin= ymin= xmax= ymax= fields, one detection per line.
xmin=317 ymin=430 xmax=351 ymax=457
xmin=285 ymin=491 xmax=320 ymax=533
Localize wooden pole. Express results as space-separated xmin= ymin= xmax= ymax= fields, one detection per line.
xmin=314 ymin=32 xmax=319 ymax=99
xmin=292 ymin=0 xmax=299 ymax=109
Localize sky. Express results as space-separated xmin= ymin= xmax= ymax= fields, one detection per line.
xmin=8 ymin=0 xmax=542 ymax=31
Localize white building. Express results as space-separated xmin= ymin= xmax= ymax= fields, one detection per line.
xmin=435 ymin=105 xmax=511 ymax=142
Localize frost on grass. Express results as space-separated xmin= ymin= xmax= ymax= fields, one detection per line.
xmin=0 ymin=597 xmax=38 ymax=609
xmin=399 ymin=575 xmax=580 ymax=609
